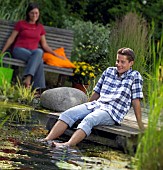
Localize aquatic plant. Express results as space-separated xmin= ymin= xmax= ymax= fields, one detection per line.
xmin=0 ymin=102 xmax=33 ymax=127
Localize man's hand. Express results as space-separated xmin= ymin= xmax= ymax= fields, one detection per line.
xmin=138 ymin=122 xmax=145 ymax=133
xmin=132 ymin=98 xmax=145 ymax=132
xmin=89 ymin=92 xmax=100 ymax=102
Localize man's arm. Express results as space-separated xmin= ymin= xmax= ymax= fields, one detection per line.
xmin=132 ymin=98 xmax=145 ymax=131
xmin=89 ymin=92 xmax=100 ymax=102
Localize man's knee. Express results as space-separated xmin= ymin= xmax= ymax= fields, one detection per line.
xmin=82 ymin=115 xmax=98 ymax=127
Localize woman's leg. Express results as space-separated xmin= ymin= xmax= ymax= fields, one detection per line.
xmin=12 ymin=47 xmax=32 ymax=87
xmin=32 ymin=58 xmax=45 ymax=89
xmin=12 ymin=47 xmax=45 ymax=89
xmin=25 ymin=49 xmax=45 ymax=89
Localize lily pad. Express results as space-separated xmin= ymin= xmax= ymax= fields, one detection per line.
xmin=56 ymin=161 xmax=82 ymax=170
xmin=81 ymin=156 xmax=110 ymax=165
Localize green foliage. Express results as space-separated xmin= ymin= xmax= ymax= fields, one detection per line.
xmin=137 ymin=0 xmax=163 ymax=40
xmin=0 ymin=106 xmax=32 ymax=128
xmin=63 ymin=18 xmax=110 ymax=71
xmin=135 ymin=31 xmax=163 ymax=170
xmin=37 ymin=0 xmax=68 ymax=27
xmin=65 ymin=0 xmax=162 ymax=41
xmin=0 ymin=0 xmax=28 ymax=21
xmin=0 ymin=0 xmax=67 ymax=27
xmin=65 ymin=0 xmax=89 ymax=20
xmin=0 ymin=78 xmax=15 ymax=102
xmin=85 ymin=75 xmax=100 ymax=99
xmin=15 ymin=78 xmax=36 ymax=105
xmin=0 ymin=0 xmax=162 ymax=40
xmin=0 ymin=77 xmax=36 ymax=105
xmin=83 ymin=0 xmax=138 ymax=24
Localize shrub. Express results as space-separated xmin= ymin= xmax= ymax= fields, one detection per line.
xmin=63 ymin=18 xmax=110 ymax=71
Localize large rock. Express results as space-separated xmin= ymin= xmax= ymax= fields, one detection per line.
xmin=40 ymin=87 xmax=88 ymax=112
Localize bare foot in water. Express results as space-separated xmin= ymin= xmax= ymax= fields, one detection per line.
xmin=52 ymin=141 xmax=70 ymax=148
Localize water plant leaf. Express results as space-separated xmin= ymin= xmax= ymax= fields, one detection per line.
xmin=56 ymin=161 xmax=82 ymax=170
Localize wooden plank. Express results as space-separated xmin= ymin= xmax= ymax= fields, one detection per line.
xmin=64 ymin=129 xmax=120 ymax=148
xmin=94 ymin=108 xmax=148 ymax=137
xmin=48 ymin=107 xmax=149 ymax=138
xmin=47 ymin=109 xmax=144 ymax=150
xmin=2 ymin=57 xmax=74 ymax=75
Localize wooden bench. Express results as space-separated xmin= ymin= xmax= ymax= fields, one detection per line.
xmin=0 ymin=19 xmax=74 ymax=86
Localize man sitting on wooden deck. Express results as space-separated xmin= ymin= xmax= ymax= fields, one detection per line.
xmin=43 ymin=47 xmax=145 ymax=147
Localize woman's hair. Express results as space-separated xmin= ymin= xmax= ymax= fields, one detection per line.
xmin=117 ymin=47 xmax=135 ymax=62
xmin=25 ymin=2 xmax=40 ymax=24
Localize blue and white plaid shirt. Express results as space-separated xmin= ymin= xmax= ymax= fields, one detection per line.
xmin=85 ymin=67 xmax=143 ymax=123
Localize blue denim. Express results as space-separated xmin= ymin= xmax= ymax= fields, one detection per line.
xmin=12 ymin=47 xmax=46 ymax=89
xmin=59 ymin=103 xmax=115 ymax=136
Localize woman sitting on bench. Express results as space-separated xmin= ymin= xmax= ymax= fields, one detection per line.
xmin=1 ymin=2 xmax=64 ymax=94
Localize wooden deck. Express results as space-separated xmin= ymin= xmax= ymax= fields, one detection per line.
xmin=46 ymin=107 xmax=149 ymax=151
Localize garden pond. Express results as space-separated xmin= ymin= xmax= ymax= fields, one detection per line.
xmin=0 ymin=102 xmax=134 ymax=169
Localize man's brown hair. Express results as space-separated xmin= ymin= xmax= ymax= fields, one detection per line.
xmin=117 ymin=47 xmax=135 ymax=62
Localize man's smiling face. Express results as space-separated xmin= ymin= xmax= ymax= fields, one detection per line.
xmin=115 ymin=54 xmax=133 ymax=76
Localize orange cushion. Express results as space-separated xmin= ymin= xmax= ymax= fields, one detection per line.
xmin=43 ymin=47 xmax=76 ymax=68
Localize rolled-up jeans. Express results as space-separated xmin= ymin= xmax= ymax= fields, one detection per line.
xmin=12 ymin=47 xmax=46 ymax=89
xmin=59 ymin=103 xmax=115 ymax=136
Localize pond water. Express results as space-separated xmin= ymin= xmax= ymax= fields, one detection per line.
xmin=0 ymin=103 xmax=133 ymax=169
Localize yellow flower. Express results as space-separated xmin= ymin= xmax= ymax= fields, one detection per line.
xmin=88 ymin=66 xmax=92 ymax=70
xmin=81 ymin=62 xmax=86 ymax=65
xmin=74 ymin=68 xmax=80 ymax=74
xmin=73 ymin=61 xmax=77 ymax=65
xmin=90 ymin=72 xmax=95 ymax=78
xmin=72 ymin=61 xmax=100 ymax=84
xmin=82 ymin=65 xmax=87 ymax=70
xmin=81 ymin=72 xmax=86 ymax=76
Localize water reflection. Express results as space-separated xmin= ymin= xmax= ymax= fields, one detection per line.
xmin=0 ymin=104 xmax=130 ymax=169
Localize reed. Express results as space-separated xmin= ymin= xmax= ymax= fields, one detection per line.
xmin=135 ymin=29 xmax=163 ymax=170
xmin=108 ymin=12 xmax=149 ymax=77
